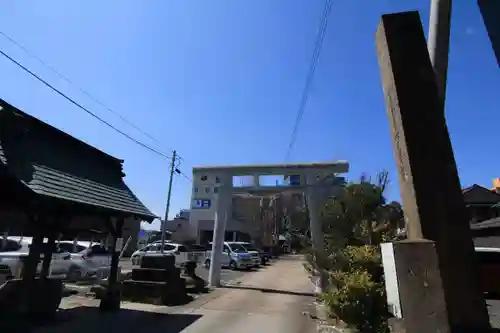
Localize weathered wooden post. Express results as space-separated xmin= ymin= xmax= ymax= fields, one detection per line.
xmin=478 ymin=0 xmax=500 ymax=67
xmin=376 ymin=11 xmax=491 ymax=332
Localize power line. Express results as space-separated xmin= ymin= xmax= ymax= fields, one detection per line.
xmin=0 ymin=47 xmax=171 ymax=159
xmin=174 ymin=158 xmax=192 ymax=182
xmin=284 ymin=0 xmax=333 ymax=161
xmin=0 ymin=30 xmax=174 ymax=156
xmin=178 ymin=171 xmax=192 ymax=183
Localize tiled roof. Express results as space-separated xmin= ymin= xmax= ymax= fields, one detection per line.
xmin=0 ymin=99 xmax=156 ymax=221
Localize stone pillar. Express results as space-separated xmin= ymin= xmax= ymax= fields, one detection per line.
xmin=305 ymin=173 xmax=326 ymax=293
xmin=208 ymin=186 xmax=230 ymax=287
xmin=382 ymin=240 xmax=450 ymax=333
xmin=376 ymin=11 xmax=490 ymax=331
xmin=253 ymin=174 xmax=260 ymax=187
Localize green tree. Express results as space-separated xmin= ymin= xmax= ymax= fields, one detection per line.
xmin=307 ymin=171 xmax=404 ymax=332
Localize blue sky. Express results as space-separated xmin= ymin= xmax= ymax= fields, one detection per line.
xmin=0 ymin=1 xmax=497 ymax=230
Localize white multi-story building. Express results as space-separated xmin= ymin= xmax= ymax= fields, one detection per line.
xmin=188 ymin=169 xmax=250 ymax=243
xmin=188 ymin=164 xmax=348 ymax=244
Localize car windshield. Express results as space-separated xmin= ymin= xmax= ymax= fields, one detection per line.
xmin=229 ymin=243 xmax=248 ymax=253
xmin=0 ymin=239 xmax=22 ymax=252
xmin=58 ymin=242 xmax=86 ymax=253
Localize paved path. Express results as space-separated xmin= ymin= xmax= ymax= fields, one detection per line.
xmin=174 ymin=255 xmax=317 ymax=333
xmin=33 ymin=255 xmax=317 ymax=333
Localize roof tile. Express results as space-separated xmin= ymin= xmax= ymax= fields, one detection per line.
xmin=0 ymin=100 xmax=156 ymax=221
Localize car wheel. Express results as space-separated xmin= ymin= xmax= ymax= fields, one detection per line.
xmin=67 ymin=266 xmax=83 ymax=281
xmin=229 ymin=260 xmax=237 ymax=270
xmin=204 ymin=259 xmax=211 ymax=269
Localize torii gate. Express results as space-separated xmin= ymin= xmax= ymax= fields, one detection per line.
xmin=201 ymin=161 xmax=349 ymax=291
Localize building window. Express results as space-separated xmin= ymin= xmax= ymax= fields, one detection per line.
xmin=205 ymin=187 xmax=210 ymax=194
xmin=194 ymin=187 xmax=198 ymax=193
xmin=201 ymin=175 xmax=208 ymax=181
xmin=214 ymin=187 xmax=218 ymax=193
xmin=215 ymin=176 xmax=220 ymax=183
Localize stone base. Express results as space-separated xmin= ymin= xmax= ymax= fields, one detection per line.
xmin=122 ymin=279 xmax=189 ymax=306
xmin=183 ymin=275 xmax=208 ymax=293
xmin=140 ymin=254 xmax=175 ymax=270
xmin=0 ymin=278 xmax=63 ymax=320
xmin=131 ymin=267 xmax=181 ymax=282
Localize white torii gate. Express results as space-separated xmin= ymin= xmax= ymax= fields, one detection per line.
xmin=202 ymin=161 xmax=349 ymax=292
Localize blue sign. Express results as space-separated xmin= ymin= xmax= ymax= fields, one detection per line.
xmin=192 ymin=199 xmax=211 ymax=209
xmin=288 ymin=175 xmax=301 ymax=186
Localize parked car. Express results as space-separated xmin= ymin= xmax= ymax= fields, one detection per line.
xmin=130 ymin=242 xmax=196 ymax=267
xmin=0 ymin=237 xmax=97 ymax=280
xmin=476 ymin=247 xmax=500 ymax=297
xmin=204 ymin=242 xmax=253 ymax=270
xmin=231 ymin=241 xmax=262 ymax=267
xmin=57 ymin=241 xmax=112 ymax=279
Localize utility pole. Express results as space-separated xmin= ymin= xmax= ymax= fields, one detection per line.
xmin=160 ymin=150 xmax=177 ymax=253
xmin=427 ymin=0 xmax=452 ymax=112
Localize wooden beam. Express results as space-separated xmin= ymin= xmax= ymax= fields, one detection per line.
xmin=478 ymin=0 xmax=500 ymax=67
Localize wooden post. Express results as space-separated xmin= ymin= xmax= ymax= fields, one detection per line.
xmin=100 ymin=216 xmax=124 ymax=312
xmin=375 ymin=11 xmax=491 ymax=331
xmin=22 ymin=217 xmax=43 ymax=283
xmin=478 ymin=0 xmax=500 ymax=67
xmin=40 ymin=219 xmax=58 ymax=279
xmin=108 ymin=217 xmax=123 ymax=286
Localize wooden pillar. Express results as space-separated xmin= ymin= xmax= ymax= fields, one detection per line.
xmin=18 ymin=215 xmax=44 ymax=313
xmin=22 ymin=216 xmax=43 ymax=282
xmin=108 ymin=217 xmax=124 ymax=286
xmin=375 ymin=11 xmax=491 ymax=331
xmin=40 ymin=219 xmax=58 ymax=279
xmin=478 ymin=0 xmax=500 ymax=67
xmin=100 ymin=216 xmax=124 ymax=312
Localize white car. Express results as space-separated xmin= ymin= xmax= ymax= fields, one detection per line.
xmin=130 ymin=242 xmax=196 ymax=267
xmin=57 ymin=241 xmax=112 ymax=279
xmin=231 ymin=242 xmax=261 ymax=267
xmin=203 ymin=242 xmax=253 ymax=270
xmin=0 ymin=237 xmax=73 ymax=278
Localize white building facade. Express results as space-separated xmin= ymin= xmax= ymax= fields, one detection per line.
xmin=188 ymin=163 xmax=348 ymax=245
xmin=189 ymin=170 xmax=246 ymax=243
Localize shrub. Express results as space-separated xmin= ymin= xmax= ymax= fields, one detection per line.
xmin=320 ymin=245 xmax=390 ymax=333
xmin=321 ymin=269 xmax=390 ymax=333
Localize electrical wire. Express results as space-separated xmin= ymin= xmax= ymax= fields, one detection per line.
xmin=0 ymin=47 xmax=171 ymax=159
xmin=0 ymin=30 xmax=174 ymax=156
xmin=284 ymin=0 xmax=333 ymax=161
xmin=177 ymin=170 xmax=192 ymax=183
xmin=174 ymin=158 xmax=191 ymax=182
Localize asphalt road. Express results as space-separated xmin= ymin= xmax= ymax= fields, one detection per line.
xmin=119 ymin=258 xmax=246 ymax=285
